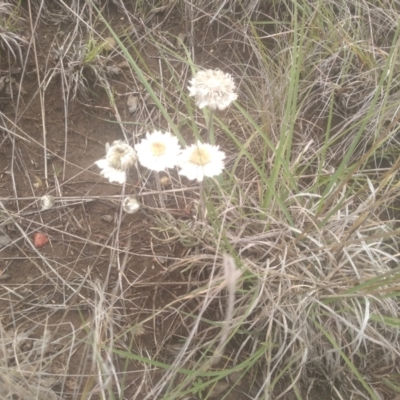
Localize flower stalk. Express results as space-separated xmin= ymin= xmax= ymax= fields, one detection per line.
xmin=154 ymin=171 xmax=168 ymax=213
xmin=207 ymin=109 xmax=214 ymax=144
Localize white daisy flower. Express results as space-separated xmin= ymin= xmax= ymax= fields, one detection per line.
xmin=95 ymin=140 xmax=137 ymax=184
xmin=188 ymin=69 xmax=238 ymax=111
xmin=178 ymin=141 xmax=226 ymax=182
xmin=135 ymin=130 xmax=181 ymax=172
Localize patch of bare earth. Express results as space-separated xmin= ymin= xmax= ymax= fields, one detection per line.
xmin=0 ymin=5 xmax=202 ymax=399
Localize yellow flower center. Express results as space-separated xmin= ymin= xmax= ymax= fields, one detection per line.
xmin=189 ymin=148 xmax=211 ymax=166
xmin=151 ymin=142 xmax=166 ymax=156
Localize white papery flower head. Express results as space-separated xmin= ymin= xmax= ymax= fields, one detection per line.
xmin=123 ymin=196 xmax=140 ymax=214
xmin=178 ymin=141 xmax=225 ymax=182
xmin=135 ymin=130 xmax=181 ymax=172
xmin=95 ymin=140 xmax=137 ymax=184
xmin=40 ymin=195 xmax=55 ymax=211
xmin=188 ymin=69 xmax=238 ymax=110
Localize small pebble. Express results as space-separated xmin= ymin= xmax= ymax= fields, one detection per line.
xmin=127 ymin=94 xmax=138 ymax=113
xmin=0 ymin=235 xmax=11 ymax=248
xmin=101 ymin=214 xmax=113 ymax=223
xmin=118 ymin=61 xmax=130 ymax=69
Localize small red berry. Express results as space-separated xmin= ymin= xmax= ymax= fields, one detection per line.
xmin=33 ymin=232 xmax=48 ymax=248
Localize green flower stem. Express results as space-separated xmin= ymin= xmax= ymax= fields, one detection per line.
xmin=155 ymin=172 xmax=176 ymax=224
xmin=199 ymin=179 xmax=207 ymax=221
xmin=207 ymin=110 xmax=214 ymax=144
xmin=155 ymin=171 xmax=167 ymax=211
